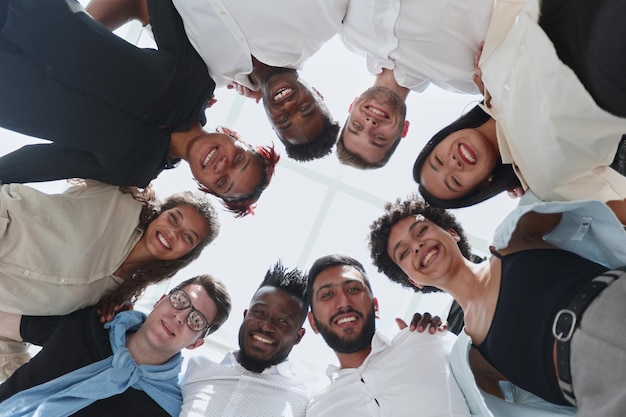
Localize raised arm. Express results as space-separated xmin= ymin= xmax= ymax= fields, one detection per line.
xmin=0 ymin=311 xmax=24 ymax=342
xmin=86 ymin=0 xmax=149 ymax=31
xmin=507 ymin=210 xmax=563 ymax=250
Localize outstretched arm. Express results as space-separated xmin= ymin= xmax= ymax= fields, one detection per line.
xmin=0 ymin=311 xmax=23 ymax=342
xmin=86 ymin=0 xmax=149 ymax=30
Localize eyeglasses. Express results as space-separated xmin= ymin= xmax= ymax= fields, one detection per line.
xmin=167 ymin=287 xmax=211 ymax=337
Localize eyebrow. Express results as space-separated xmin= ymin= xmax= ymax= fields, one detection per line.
xmin=391 ymin=219 xmax=424 ymax=260
xmin=176 ymin=208 xmax=201 ymax=242
xmin=225 ymin=155 xmax=252 ymax=195
xmin=427 ymin=158 xmax=458 ymax=193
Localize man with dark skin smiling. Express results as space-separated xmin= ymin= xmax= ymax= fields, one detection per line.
xmin=336 ymin=70 xmax=411 ymax=169
xmin=87 ymin=0 xmax=342 ymax=162
xmin=180 ymin=261 xmax=326 ymax=417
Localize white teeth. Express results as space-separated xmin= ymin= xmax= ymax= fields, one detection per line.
xmin=370 ymin=108 xmax=386 ymax=117
xmin=158 ymin=232 xmax=171 ymax=249
xmin=203 ymin=148 xmax=217 ymax=168
xmin=253 ymin=334 xmax=274 ymax=344
xmin=459 ymin=145 xmax=476 ymax=164
xmin=422 ymin=248 xmax=438 ymax=267
xmin=337 ymin=316 xmax=356 ymax=325
xmin=274 ymin=88 xmax=292 ymax=101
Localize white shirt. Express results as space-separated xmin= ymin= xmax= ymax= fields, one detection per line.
xmin=479 ymin=0 xmax=626 ymax=204
xmin=341 ymin=0 xmax=493 ymax=93
xmin=307 ymin=329 xmax=471 ymax=417
xmin=172 ymin=0 xmax=348 ymax=88
xmin=180 ymin=351 xmax=327 ymax=417
xmin=0 ymin=181 xmax=143 ymax=315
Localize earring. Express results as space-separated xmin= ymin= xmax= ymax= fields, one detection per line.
xmin=487 ymin=174 xmax=495 ymax=183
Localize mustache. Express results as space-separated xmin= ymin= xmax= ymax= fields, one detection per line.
xmin=328 ymin=307 xmax=364 ymax=325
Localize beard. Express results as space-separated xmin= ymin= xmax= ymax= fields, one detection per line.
xmin=313 ymin=305 xmax=376 ymax=354
xmin=237 ymin=330 xmax=292 ymax=374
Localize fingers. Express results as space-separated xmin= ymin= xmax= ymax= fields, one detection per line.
xmin=395 ymin=317 xmax=408 ymax=330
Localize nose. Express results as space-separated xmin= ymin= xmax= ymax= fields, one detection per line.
xmin=214 ymin=154 xmax=228 ymax=173
xmin=450 ymin=153 xmax=462 ymax=169
xmin=334 ymin=291 xmax=351 ymax=311
xmin=259 ymin=318 xmax=276 ymax=333
xmin=414 ymin=242 xmax=424 ymax=254
xmin=365 ymin=116 xmax=378 ymax=126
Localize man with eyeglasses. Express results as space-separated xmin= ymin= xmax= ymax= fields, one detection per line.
xmin=180 ymin=261 xmax=327 ymax=417
xmin=0 ymin=275 xmax=231 ymax=417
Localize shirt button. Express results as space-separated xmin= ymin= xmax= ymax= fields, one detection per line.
xmin=45 ymin=64 xmax=53 ymax=71
xmin=23 ymin=270 xmax=30 ymax=276
xmin=504 ymin=84 xmax=510 ymax=92
xmin=59 ymin=278 xmax=65 ymax=283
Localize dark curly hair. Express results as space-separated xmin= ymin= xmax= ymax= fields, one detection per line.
xmin=99 ymin=189 xmax=220 ymax=306
xmin=257 ymin=260 xmax=309 ymax=324
xmin=369 ymin=194 xmax=472 ymax=293
xmin=283 ymin=111 xmax=339 ymax=162
xmin=413 ymin=104 xmax=521 ymax=208
xmin=336 ymin=117 xmax=403 ymax=170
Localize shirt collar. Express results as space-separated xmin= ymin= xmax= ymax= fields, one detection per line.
xmin=324 ymin=330 xmax=390 ymax=379
xmin=223 ymin=350 xmax=296 ymax=377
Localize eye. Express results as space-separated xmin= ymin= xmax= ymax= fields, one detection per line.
xmin=373 ymin=134 xmax=385 ymax=141
xmin=300 ymin=104 xmax=311 ymax=112
xmin=184 ymin=232 xmax=195 ymax=245
xmin=218 ymin=177 xmax=227 ymax=188
xmin=253 ymin=309 xmax=265 ymax=318
xmin=320 ymin=291 xmax=333 ymax=300
xmin=277 ymin=116 xmax=288 ymax=125
xmin=399 ymin=247 xmax=409 ymax=261
xmin=451 ymin=176 xmax=461 ymax=187
xmin=417 ymin=225 xmax=428 ymax=237
xmin=352 ymin=122 xmax=362 ymax=130
xmin=168 ymin=212 xmax=179 ymax=225
xmin=234 ymin=154 xmax=244 ymax=166
xmin=277 ymin=318 xmax=289 ymax=326
xmin=435 ymin=155 xmax=444 ymax=166
xmin=347 ymin=286 xmax=361 ymax=294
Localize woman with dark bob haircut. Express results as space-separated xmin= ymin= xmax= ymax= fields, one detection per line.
xmin=369 ymin=193 xmax=626 ymax=415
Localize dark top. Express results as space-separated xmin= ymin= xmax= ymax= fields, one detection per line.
xmin=475 ymin=248 xmax=607 ymax=405
xmin=0 ymin=307 xmax=170 ymax=417
xmin=0 ymin=0 xmax=215 ymax=186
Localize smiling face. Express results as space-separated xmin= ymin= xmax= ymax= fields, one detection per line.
xmin=308 ymin=266 xmax=377 ymax=354
xmin=341 ymin=87 xmax=408 ymax=164
xmin=186 ymin=132 xmax=263 ymax=201
xmin=261 ymin=69 xmax=327 ymax=147
xmin=386 ymin=215 xmax=462 ymax=289
xmin=419 ymin=128 xmax=498 ymax=200
xmin=143 ymin=284 xmax=218 ymax=356
xmin=237 ymin=286 xmax=305 ymax=373
xmin=140 ymin=205 xmax=209 ymax=261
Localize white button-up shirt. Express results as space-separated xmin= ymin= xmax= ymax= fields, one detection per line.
xmin=172 ymin=0 xmax=348 ymax=88
xmin=307 ymin=329 xmax=471 ymax=417
xmin=341 ymin=0 xmax=492 ymax=93
xmin=181 ymin=351 xmax=327 ymax=417
xmin=480 ymin=0 xmax=626 ymax=204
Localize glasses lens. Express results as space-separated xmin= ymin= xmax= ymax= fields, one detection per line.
xmin=187 ymin=310 xmax=209 ymax=332
xmin=169 ymin=289 xmax=190 ymax=310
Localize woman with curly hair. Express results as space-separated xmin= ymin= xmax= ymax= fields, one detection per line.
xmin=0 ymin=180 xmax=219 ymax=378
xmin=369 ymin=193 xmax=626 ymax=415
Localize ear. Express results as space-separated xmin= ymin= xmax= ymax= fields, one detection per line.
xmin=307 ymin=311 xmax=320 ymax=334
xmin=153 ymin=294 xmax=167 ymax=309
xmin=294 ymin=328 xmax=306 ymax=345
xmin=243 ymin=309 xmax=248 ymax=319
xmin=401 ymin=120 xmax=410 ymax=138
xmin=186 ymin=337 xmax=205 ymax=350
xmin=448 ymin=228 xmax=461 ymax=242
xmin=311 ymin=87 xmax=324 ymax=101
xmin=373 ymin=297 xmax=380 ymax=319
xmin=348 ymin=98 xmax=357 ymax=112
xmin=408 ymin=277 xmax=424 ymax=289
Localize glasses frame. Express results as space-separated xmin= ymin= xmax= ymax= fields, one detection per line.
xmin=167 ymin=287 xmax=211 ymax=338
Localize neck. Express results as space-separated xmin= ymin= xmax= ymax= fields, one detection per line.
xmin=475 ymin=117 xmax=499 ymax=154
xmin=249 ymin=57 xmax=296 ymax=87
xmin=374 ymin=69 xmax=410 ymax=101
xmin=336 ymin=345 xmax=372 ymax=369
xmin=169 ymin=122 xmax=206 ymax=160
xmin=444 ymin=259 xmax=492 ymax=313
xmin=114 ymin=240 xmax=154 ymax=278
xmin=125 ymin=331 xmax=171 ymax=366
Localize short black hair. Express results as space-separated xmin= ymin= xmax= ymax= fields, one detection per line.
xmin=413 ymin=104 xmax=520 ymax=208
xmin=369 ymin=194 xmax=472 ymax=292
xmin=283 ymin=116 xmax=340 ymax=162
xmin=257 ymin=260 xmax=309 ymax=323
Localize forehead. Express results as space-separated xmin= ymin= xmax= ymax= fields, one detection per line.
xmin=313 ymin=265 xmax=368 ymax=290
xmin=181 ymin=284 xmax=218 ymax=322
xmin=249 ymin=286 xmax=303 ymax=313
